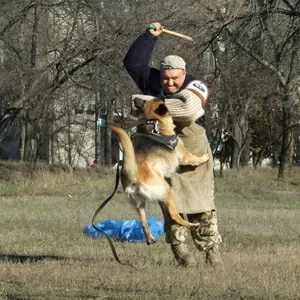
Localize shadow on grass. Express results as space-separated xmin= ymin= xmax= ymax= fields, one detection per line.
xmin=3 ymin=293 xmax=101 ymax=300
xmin=0 ymin=253 xmax=98 ymax=264
xmin=3 ymin=294 xmax=33 ymax=300
xmin=2 ymin=293 xmax=101 ymax=300
xmin=0 ymin=253 xmax=68 ymax=263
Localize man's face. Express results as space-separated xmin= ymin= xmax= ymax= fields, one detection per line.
xmin=160 ymin=69 xmax=186 ymax=94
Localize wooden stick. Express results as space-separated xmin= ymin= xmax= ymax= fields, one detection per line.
xmin=162 ymin=28 xmax=194 ymax=42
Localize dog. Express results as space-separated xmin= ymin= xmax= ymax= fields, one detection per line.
xmin=102 ymin=97 xmax=209 ymax=245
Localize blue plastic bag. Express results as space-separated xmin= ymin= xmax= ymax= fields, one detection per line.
xmin=83 ymin=216 xmax=164 ymax=243
xmin=83 ymin=219 xmax=122 ymax=240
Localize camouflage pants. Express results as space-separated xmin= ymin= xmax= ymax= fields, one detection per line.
xmin=163 ymin=210 xmax=222 ymax=251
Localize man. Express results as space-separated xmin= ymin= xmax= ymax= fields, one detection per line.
xmin=123 ymin=22 xmax=223 ymax=268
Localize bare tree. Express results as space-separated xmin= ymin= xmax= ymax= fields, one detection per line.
xmin=192 ymin=0 xmax=300 ymax=177
xmin=1 ymin=0 xmax=299 ymax=172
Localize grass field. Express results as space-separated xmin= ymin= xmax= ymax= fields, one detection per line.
xmin=0 ymin=163 xmax=300 ymax=300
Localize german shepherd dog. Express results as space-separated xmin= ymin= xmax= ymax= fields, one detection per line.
xmin=104 ymin=97 xmax=209 ymax=244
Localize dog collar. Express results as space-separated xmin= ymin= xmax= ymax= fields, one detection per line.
xmin=133 ymin=132 xmax=179 ymax=150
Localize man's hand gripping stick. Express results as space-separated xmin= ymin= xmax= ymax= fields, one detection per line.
xmin=149 ymin=24 xmax=194 ymax=42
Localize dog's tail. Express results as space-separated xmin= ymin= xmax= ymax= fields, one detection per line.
xmin=107 ymin=123 xmax=137 ymax=181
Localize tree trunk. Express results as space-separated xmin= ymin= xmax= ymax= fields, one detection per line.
xmin=38 ymin=121 xmax=50 ymax=162
xmin=240 ymin=140 xmax=250 ymax=167
xmin=278 ymin=105 xmax=291 ymax=178
xmin=289 ymin=131 xmax=295 ymax=169
xmin=67 ymin=110 xmax=72 ymax=165
xmin=231 ymin=123 xmax=242 ymax=169
xmin=24 ymin=113 xmax=35 ymax=161
xmin=240 ymin=116 xmax=250 ymax=167
xmin=24 ymin=2 xmax=39 ymax=162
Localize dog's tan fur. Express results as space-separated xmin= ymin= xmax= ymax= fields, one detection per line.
xmin=107 ymin=98 xmax=209 ymax=244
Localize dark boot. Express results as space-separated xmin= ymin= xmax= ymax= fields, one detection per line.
xmin=206 ymin=246 xmax=224 ymax=269
xmin=171 ymin=243 xmax=196 ymax=267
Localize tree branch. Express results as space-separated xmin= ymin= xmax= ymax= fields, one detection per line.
xmin=1 ymin=3 xmax=36 ymax=35
xmin=0 ymin=35 xmax=22 ymax=61
xmin=223 ymin=27 xmax=286 ymax=86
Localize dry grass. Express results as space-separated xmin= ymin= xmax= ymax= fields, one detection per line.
xmin=0 ymin=162 xmax=300 ymax=300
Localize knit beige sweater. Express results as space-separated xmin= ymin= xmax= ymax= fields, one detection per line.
xmin=131 ymin=89 xmax=204 ymax=125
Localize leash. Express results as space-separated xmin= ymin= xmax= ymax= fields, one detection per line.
xmin=91 ymin=163 xmax=137 ymax=270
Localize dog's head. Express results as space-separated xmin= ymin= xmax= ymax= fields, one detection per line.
xmin=132 ymin=97 xmax=168 ymax=119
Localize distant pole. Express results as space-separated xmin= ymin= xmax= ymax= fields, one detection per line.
xmin=95 ymin=103 xmax=107 ymax=165
xmin=95 ymin=106 xmax=101 ymax=165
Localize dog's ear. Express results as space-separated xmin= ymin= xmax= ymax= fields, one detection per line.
xmin=133 ymin=97 xmax=146 ymax=109
xmin=154 ymin=103 xmax=169 ymax=116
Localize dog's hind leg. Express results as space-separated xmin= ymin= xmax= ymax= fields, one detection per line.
xmin=136 ymin=202 xmax=156 ymax=245
xmin=162 ymin=183 xmax=200 ymax=230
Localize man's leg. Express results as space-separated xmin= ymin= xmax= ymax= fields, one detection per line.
xmin=159 ymin=202 xmax=196 ymax=267
xmin=189 ymin=210 xmax=224 ymax=268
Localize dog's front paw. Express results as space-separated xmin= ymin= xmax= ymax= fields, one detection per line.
xmin=181 ymin=153 xmax=210 ymax=167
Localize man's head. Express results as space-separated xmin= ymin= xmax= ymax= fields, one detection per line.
xmin=160 ymin=55 xmax=186 ymax=94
